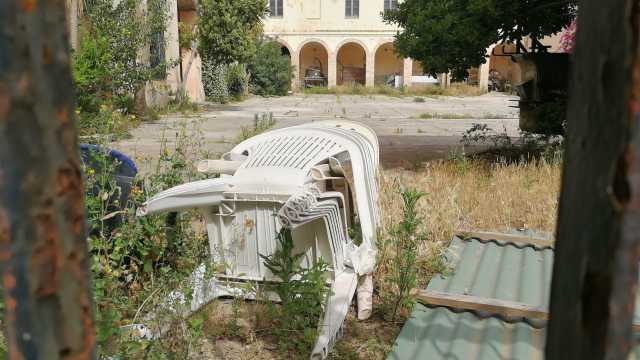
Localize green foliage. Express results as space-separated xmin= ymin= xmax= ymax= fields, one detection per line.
xmin=198 ymin=0 xmax=268 ymax=65
xmin=382 ymin=189 xmax=429 ymax=321
xmin=247 ymin=39 xmax=293 ymax=96
xmin=236 ymin=113 xmax=277 ymax=143
xmin=73 ymin=0 xmax=169 ymax=114
xmin=260 ymin=229 xmax=330 ymax=355
xmin=226 ymin=63 xmax=249 ymax=99
xmin=178 ymin=21 xmax=197 ymax=50
xmin=85 ymin=124 xmax=209 ymax=357
xmin=201 ymin=60 xmax=230 ymax=102
xmin=383 ymin=0 xmax=576 ymax=79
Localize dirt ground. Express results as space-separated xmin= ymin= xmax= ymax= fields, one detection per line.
xmin=113 ymin=92 xmax=520 ymax=169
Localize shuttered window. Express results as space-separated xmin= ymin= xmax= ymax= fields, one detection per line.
xmin=345 ymin=0 xmax=359 ymax=18
xmin=384 ymin=0 xmax=399 ymax=12
xmin=269 ymin=0 xmax=283 ymax=17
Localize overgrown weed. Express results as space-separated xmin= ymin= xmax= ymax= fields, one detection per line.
xmin=236 ymin=112 xmax=277 ymax=143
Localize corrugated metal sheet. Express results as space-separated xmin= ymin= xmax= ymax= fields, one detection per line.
xmin=387 ymin=235 xmax=640 ymax=360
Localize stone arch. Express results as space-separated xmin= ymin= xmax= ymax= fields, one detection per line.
xmin=336 ymin=41 xmax=368 ymax=86
xmin=373 ymin=42 xmax=404 ymax=86
xmin=298 ymin=40 xmax=330 ymax=88
xmin=272 ymin=37 xmax=293 ymax=58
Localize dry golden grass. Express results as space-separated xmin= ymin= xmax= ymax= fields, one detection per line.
xmin=379 ymin=158 xmax=562 ymax=246
xmin=178 ymin=158 xmax=563 ymax=360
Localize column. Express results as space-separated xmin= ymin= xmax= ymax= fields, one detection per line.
xmin=479 ymin=45 xmax=494 ymax=93
xmin=365 ymin=52 xmax=375 ymax=88
xmin=403 ymin=58 xmax=413 ymax=88
xmin=164 ymin=0 xmax=181 ymax=93
xmin=291 ymin=51 xmax=300 ymax=91
xmin=328 ymin=52 xmax=337 ymax=88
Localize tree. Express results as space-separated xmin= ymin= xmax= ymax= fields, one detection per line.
xmin=0 ymin=0 xmax=95 ymax=359
xmin=248 ymin=39 xmax=293 ymax=96
xmin=198 ymin=0 xmax=268 ymax=66
xmin=546 ymin=1 xmax=640 ymax=359
xmin=383 ymin=0 xmax=577 ymax=79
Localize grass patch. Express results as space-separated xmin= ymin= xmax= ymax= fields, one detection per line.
xmin=419 ymin=112 xmax=515 ymax=120
xmin=379 ymin=158 xmax=560 ymax=247
xmin=302 ymin=83 xmax=485 ymax=97
xmin=236 ymin=112 xmax=277 ymax=143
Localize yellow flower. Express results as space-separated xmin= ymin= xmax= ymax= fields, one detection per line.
xmin=87 ymin=168 xmax=95 ymax=175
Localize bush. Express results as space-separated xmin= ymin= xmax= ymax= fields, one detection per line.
xmin=226 ymin=63 xmax=249 ymax=99
xmin=73 ymin=0 xmax=169 ymax=114
xmin=380 ymin=189 xmax=430 ymax=321
xmin=247 ymin=39 xmax=293 ymax=96
xmin=260 ymin=229 xmax=330 ymax=355
xmin=86 ymin=123 xmax=209 ymax=357
xmin=201 ymin=59 xmax=229 ymax=102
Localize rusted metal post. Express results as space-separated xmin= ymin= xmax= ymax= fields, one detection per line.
xmin=546 ymin=1 xmax=640 ymax=359
xmin=0 ymin=1 xmax=96 ymax=359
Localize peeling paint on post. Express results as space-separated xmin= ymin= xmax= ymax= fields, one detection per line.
xmin=0 ymin=1 xmax=96 ymax=359
xmin=546 ymin=1 xmax=640 ymax=359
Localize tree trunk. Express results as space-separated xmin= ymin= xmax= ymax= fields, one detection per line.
xmin=546 ymin=1 xmax=640 ymax=359
xmin=0 ymin=1 xmax=96 ymax=359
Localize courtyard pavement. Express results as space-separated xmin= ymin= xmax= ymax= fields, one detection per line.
xmin=113 ymin=92 xmax=520 ymax=169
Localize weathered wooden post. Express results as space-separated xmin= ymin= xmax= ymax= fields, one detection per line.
xmin=547 ymin=1 xmax=640 ymax=359
xmin=0 ymin=1 xmax=96 ymax=359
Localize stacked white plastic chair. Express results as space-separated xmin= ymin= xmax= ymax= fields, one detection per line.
xmin=136 ymin=120 xmax=380 ymax=359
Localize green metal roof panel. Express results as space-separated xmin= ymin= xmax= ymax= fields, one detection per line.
xmin=387 ymin=235 xmax=640 ymax=360
xmin=388 ymin=305 xmax=545 ymax=360
xmin=428 ymin=237 xmax=554 ymax=309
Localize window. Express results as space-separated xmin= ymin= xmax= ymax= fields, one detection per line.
xmin=345 ymin=0 xmax=359 ymax=18
xmin=270 ymin=0 xmax=283 ymax=17
xmin=384 ymin=0 xmax=399 ymax=12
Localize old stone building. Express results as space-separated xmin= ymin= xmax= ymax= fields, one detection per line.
xmin=263 ymin=0 xmax=432 ymax=90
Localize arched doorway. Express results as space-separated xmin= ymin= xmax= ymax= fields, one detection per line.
xmin=280 ymin=45 xmax=291 ymax=58
xmin=374 ymin=43 xmax=403 ymax=87
xmin=337 ymin=42 xmax=366 ymax=86
xmin=299 ymin=41 xmax=329 ymax=88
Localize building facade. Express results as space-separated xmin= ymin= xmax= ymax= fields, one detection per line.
xmin=263 ymin=0 xmax=429 ymax=90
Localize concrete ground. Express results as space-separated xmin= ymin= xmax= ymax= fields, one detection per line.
xmin=113 ymin=92 xmax=520 ymax=169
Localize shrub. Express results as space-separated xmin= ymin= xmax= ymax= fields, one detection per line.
xmin=73 ymin=0 xmax=169 ymax=114
xmin=201 ymin=59 xmax=229 ymax=102
xmin=85 ymin=123 xmax=209 ymax=357
xmin=381 ymin=189 xmax=429 ymax=321
xmin=226 ymin=63 xmax=249 ymax=99
xmin=247 ymin=39 xmax=293 ymax=96
xmin=198 ymin=0 xmax=267 ymax=65
xmin=260 ymin=229 xmax=330 ymax=355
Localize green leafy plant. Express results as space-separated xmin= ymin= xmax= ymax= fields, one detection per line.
xmin=73 ymin=0 xmax=169 ymax=114
xmin=84 ymin=122 xmax=209 ymax=357
xmin=226 ymin=63 xmax=249 ymax=99
xmin=260 ymin=229 xmax=330 ymax=355
xmin=247 ymin=38 xmax=294 ymax=96
xmin=198 ymin=0 xmax=268 ymax=66
xmin=201 ymin=60 xmax=230 ymax=102
xmin=383 ymin=189 xmax=429 ymax=322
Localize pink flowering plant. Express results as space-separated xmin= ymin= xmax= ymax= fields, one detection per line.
xmin=560 ymin=19 xmax=577 ymax=53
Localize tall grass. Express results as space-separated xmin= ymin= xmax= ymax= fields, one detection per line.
xmin=379 ymin=158 xmax=561 ymax=247
xmin=302 ymin=83 xmax=485 ymax=97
